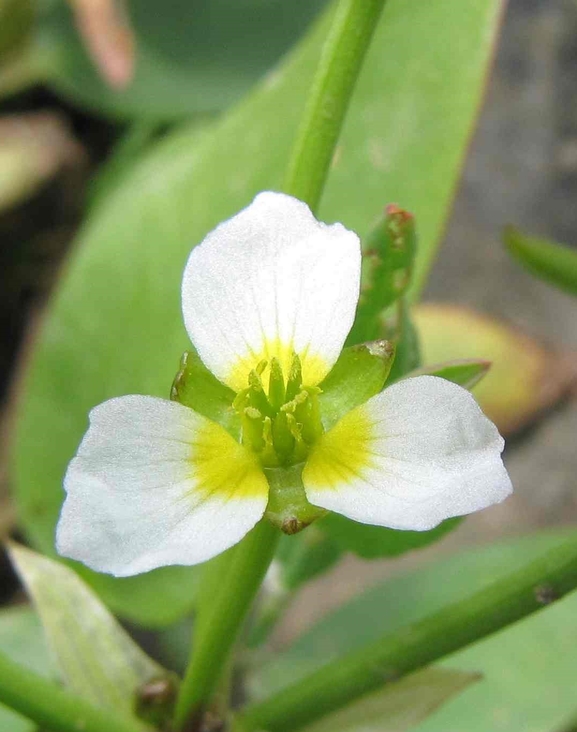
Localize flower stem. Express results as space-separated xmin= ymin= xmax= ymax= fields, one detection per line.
xmin=0 ymin=649 xmax=151 ymax=732
xmin=282 ymin=0 xmax=388 ymax=213
xmin=173 ymin=519 xmax=279 ymax=731
xmin=236 ymin=536 xmax=577 ymax=732
xmin=174 ymin=1 xmax=387 ymax=727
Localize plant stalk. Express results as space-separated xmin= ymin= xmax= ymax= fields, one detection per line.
xmin=174 ymin=0 xmax=387 ymax=727
xmin=282 ymin=0 xmax=388 ymax=212
xmin=236 ymin=536 xmax=577 ymax=732
xmin=173 ymin=520 xmax=279 ymax=730
xmin=0 ymin=649 xmax=151 ymax=732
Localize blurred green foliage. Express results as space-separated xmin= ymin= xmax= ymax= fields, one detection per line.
xmin=24 ymin=0 xmax=328 ymax=119
xmin=250 ymin=529 xmax=577 ymax=732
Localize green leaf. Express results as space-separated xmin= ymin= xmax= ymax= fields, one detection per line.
xmin=405 ymin=359 xmax=491 ymax=390
xmin=319 ymin=513 xmax=461 ymax=559
xmin=250 ymin=529 xmax=577 ymax=732
xmin=504 ymin=226 xmax=577 ymax=297
xmin=13 ymin=0 xmax=504 ymax=625
xmin=348 ymin=206 xmax=417 ymax=344
xmin=170 ymin=349 xmax=239 ymax=438
xmin=318 ymin=341 xmax=395 ymax=431
xmin=8 ymin=543 xmax=174 ymax=718
xmin=33 ymin=0 xmax=328 ymax=120
xmin=0 ymin=606 xmax=54 ymax=732
xmin=300 ymin=668 xmax=479 ymax=732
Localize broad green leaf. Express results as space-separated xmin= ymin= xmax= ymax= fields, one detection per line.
xmin=318 ymin=341 xmax=395 ymax=431
xmin=9 ymin=543 xmax=172 ymax=716
xmin=405 ymin=359 xmax=491 ymax=390
xmin=0 ymin=606 xmax=54 ymax=732
xmin=504 ymin=226 xmax=577 ymax=297
xmin=87 ymin=122 xmax=163 ymax=211
xmin=300 ymin=668 xmax=479 ymax=732
xmin=413 ymin=304 xmax=575 ymax=435
xmin=250 ymin=529 xmax=577 ymax=732
xmin=13 ymin=0 xmax=504 ymax=624
xmin=32 ymin=0 xmax=328 ymax=120
xmin=319 ymin=513 xmax=460 ymax=559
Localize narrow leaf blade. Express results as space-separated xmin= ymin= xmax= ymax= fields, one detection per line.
xmin=300 ymin=668 xmax=479 ymax=732
xmin=0 ymin=607 xmax=54 ymax=732
xmin=8 ymin=543 xmax=172 ymax=716
xmin=405 ymin=358 xmax=491 ymax=390
xmin=505 ymin=226 xmax=577 ymax=297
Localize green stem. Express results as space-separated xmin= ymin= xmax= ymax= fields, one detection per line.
xmin=173 ymin=520 xmax=279 ymax=731
xmin=0 ymin=649 xmax=151 ymax=732
xmin=282 ymin=0 xmax=387 ymax=212
xmin=236 ymin=536 xmax=577 ymax=732
xmin=174 ymin=1 xmax=386 ymax=726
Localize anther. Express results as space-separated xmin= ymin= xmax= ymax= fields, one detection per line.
xmin=285 ymin=353 xmax=303 ymax=401
xmin=248 ymin=369 xmax=273 ymax=417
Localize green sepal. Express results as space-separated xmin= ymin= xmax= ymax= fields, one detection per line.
xmin=348 ymin=205 xmax=417 ymax=344
xmin=405 ymin=358 xmax=491 ymax=390
xmin=504 ymin=226 xmax=577 ymax=297
xmin=318 ymin=340 xmax=395 ymax=431
xmin=318 ymin=513 xmax=461 ymax=559
xmin=170 ymin=349 xmax=240 ymax=439
xmin=265 ymin=464 xmax=326 ymax=535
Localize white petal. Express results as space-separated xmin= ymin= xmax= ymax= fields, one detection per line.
xmin=182 ymin=191 xmax=361 ymax=391
xmin=303 ymin=376 xmax=512 ymax=531
xmin=57 ymin=396 xmax=269 ymax=576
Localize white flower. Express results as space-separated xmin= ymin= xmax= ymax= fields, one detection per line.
xmin=56 ymin=192 xmax=512 ymax=577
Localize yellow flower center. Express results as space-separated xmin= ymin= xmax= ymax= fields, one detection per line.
xmin=233 ymin=352 xmax=324 ymax=468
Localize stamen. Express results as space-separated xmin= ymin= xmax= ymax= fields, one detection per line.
xmin=248 ymin=369 xmax=273 ymax=417
xmin=268 ymin=357 xmax=285 ymax=412
xmin=241 ymin=407 xmax=265 ymax=452
xmin=285 ymin=353 xmax=303 ymax=401
xmin=272 ymin=412 xmax=295 ymax=465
